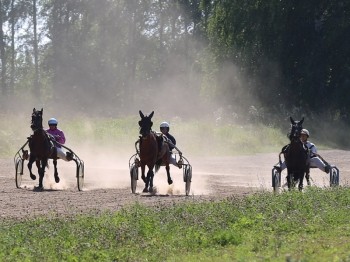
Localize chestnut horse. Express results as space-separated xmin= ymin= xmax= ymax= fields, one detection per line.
xmin=138 ymin=110 xmax=173 ymax=193
xmin=27 ymin=108 xmax=59 ymax=190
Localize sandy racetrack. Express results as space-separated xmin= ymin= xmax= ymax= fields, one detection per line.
xmin=1 ymin=150 xmax=349 ymax=219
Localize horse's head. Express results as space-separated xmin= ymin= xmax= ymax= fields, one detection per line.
xmin=31 ymin=108 xmax=43 ymax=131
xmin=288 ymin=116 xmax=304 ymax=142
xmin=138 ymin=110 xmax=154 ymax=137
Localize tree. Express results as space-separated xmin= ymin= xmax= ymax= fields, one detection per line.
xmin=32 ymin=0 xmax=39 ymax=98
xmin=0 ymin=0 xmax=7 ymax=97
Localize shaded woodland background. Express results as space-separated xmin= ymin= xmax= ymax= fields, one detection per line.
xmin=0 ymin=0 xmax=349 ymax=126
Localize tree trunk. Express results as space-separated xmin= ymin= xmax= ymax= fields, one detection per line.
xmin=0 ymin=0 xmax=7 ymax=97
xmin=10 ymin=0 xmax=15 ymax=95
xmin=33 ymin=0 xmax=40 ymax=99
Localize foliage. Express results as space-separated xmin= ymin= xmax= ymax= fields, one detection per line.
xmin=0 ymin=114 xmax=289 ymax=158
xmin=207 ymin=0 xmax=350 ymax=117
xmin=0 ymin=187 xmax=350 ymax=261
xmin=1 ymin=1 xmax=349 ymax=122
xmin=5 ymin=111 xmax=350 ymax=159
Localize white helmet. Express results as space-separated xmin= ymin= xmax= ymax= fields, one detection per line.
xmin=160 ymin=122 xmax=170 ymax=129
xmin=160 ymin=122 xmax=170 ymax=128
xmin=48 ymin=118 xmax=58 ymax=125
xmin=301 ymin=129 xmax=309 ymax=137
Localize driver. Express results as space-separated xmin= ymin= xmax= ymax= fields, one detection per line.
xmin=46 ymin=118 xmax=72 ymax=161
xmin=300 ymin=129 xmax=330 ymax=173
xmin=275 ymin=129 xmax=330 ymax=173
xmin=160 ymin=122 xmax=182 ymax=168
xmin=23 ymin=118 xmax=73 ymax=161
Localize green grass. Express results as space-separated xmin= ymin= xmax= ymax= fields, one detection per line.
xmin=0 ymin=187 xmax=350 ymax=261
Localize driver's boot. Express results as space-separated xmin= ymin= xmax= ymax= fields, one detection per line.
xmin=66 ymin=152 xmax=73 ymax=161
xmin=325 ymin=165 xmax=331 ymax=174
xmin=274 ymin=165 xmax=281 ymax=174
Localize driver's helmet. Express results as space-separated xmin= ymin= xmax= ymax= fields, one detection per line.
xmin=160 ymin=121 xmax=170 ymax=132
xmin=48 ymin=118 xmax=58 ymax=126
xmin=301 ymin=129 xmax=309 ymax=137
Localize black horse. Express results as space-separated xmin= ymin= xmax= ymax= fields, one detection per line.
xmin=281 ymin=117 xmax=309 ymax=191
xmin=27 ymin=108 xmax=59 ymax=190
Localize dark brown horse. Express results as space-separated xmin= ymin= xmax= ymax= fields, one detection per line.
xmin=138 ymin=110 xmax=172 ymax=193
xmin=27 ymin=108 xmax=59 ymax=190
xmin=282 ymin=117 xmax=309 ymax=191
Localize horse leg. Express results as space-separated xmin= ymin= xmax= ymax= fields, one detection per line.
xmin=287 ymin=171 xmax=294 ymax=191
xmin=36 ymin=160 xmax=41 ymax=180
xmin=148 ymin=169 xmax=154 ymax=192
xmin=298 ymin=172 xmax=305 ymax=191
xmin=166 ymin=165 xmax=173 ymax=185
xmin=38 ymin=159 xmax=47 ymax=189
xmin=27 ymin=155 xmax=37 ymax=180
xmin=142 ymin=165 xmax=149 ymax=193
xmin=53 ymin=159 xmax=60 ymax=183
xmin=305 ymin=172 xmax=310 ymax=186
xmin=141 ymin=165 xmax=146 ymax=183
xmin=305 ymin=165 xmax=311 ymax=186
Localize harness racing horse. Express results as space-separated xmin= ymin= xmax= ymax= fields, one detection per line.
xmin=138 ymin=110 xmax=173 ymax=193
xmin=27 ymin=108 xmax=59 ymax=190
xmin=281 ymin=117 xmax=309 ymax=191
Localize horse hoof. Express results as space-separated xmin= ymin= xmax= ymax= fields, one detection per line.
xmin=150 ymin=187 xmax=157 ymax=195
xmin=30 ymin=174 xmax=36 ymax=180
xmin=54 ymin=175 xmax=60 ymax=183
xmin=143 ymin=188 xmax=149 ymax=193
xmin=34 ymin=186 xmax=44 ymax=191
xmin=168 ymin=179 xmax=173 ymax=185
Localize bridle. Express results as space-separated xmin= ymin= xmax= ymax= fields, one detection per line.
xmin=289 ymin=124 xmax=302 ymax=142
xmin=139 ymin=125 xmax=153 ymax=140
xmin=139 ymin=117 xmax=153 ymax=138
xmin=31 ymin=110 xmax=43 ymax=132
xmin=288 ymin=117 xmax=304 ymax=143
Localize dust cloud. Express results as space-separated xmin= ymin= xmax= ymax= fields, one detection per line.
xmin=0 ymin=58 xmax=270 ymax=196
xmin=18 ymin=144 xmax=210 ymax=195
xmin=2 ymin=52 xmax=255 ymax=195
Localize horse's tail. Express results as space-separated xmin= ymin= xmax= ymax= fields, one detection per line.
xmin=155 ymin=159 xmax=161 ymax=173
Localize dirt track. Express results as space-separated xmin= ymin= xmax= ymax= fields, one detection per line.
xmin=1 ymin=150 xmax=349 ymax=219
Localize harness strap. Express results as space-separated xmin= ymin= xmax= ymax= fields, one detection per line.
xmin=135 ymin=139 xmax=140 ymax=155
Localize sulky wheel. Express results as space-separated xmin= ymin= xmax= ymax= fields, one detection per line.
xmin=130 ymin=164 xmax=138 ymax=194
xmin=271 ymin=167 xmax=281 ymax=193
xmin=183 ymin=165 xmax=192 ymax=196
xmin=77 ymin=161 xmax=85 ymax=191
xmin=15 ymin=158 xmax=24 ymax=188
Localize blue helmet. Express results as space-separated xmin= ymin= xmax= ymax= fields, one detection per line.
xmin=48 ymin=118 xmax=58 ymax=125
